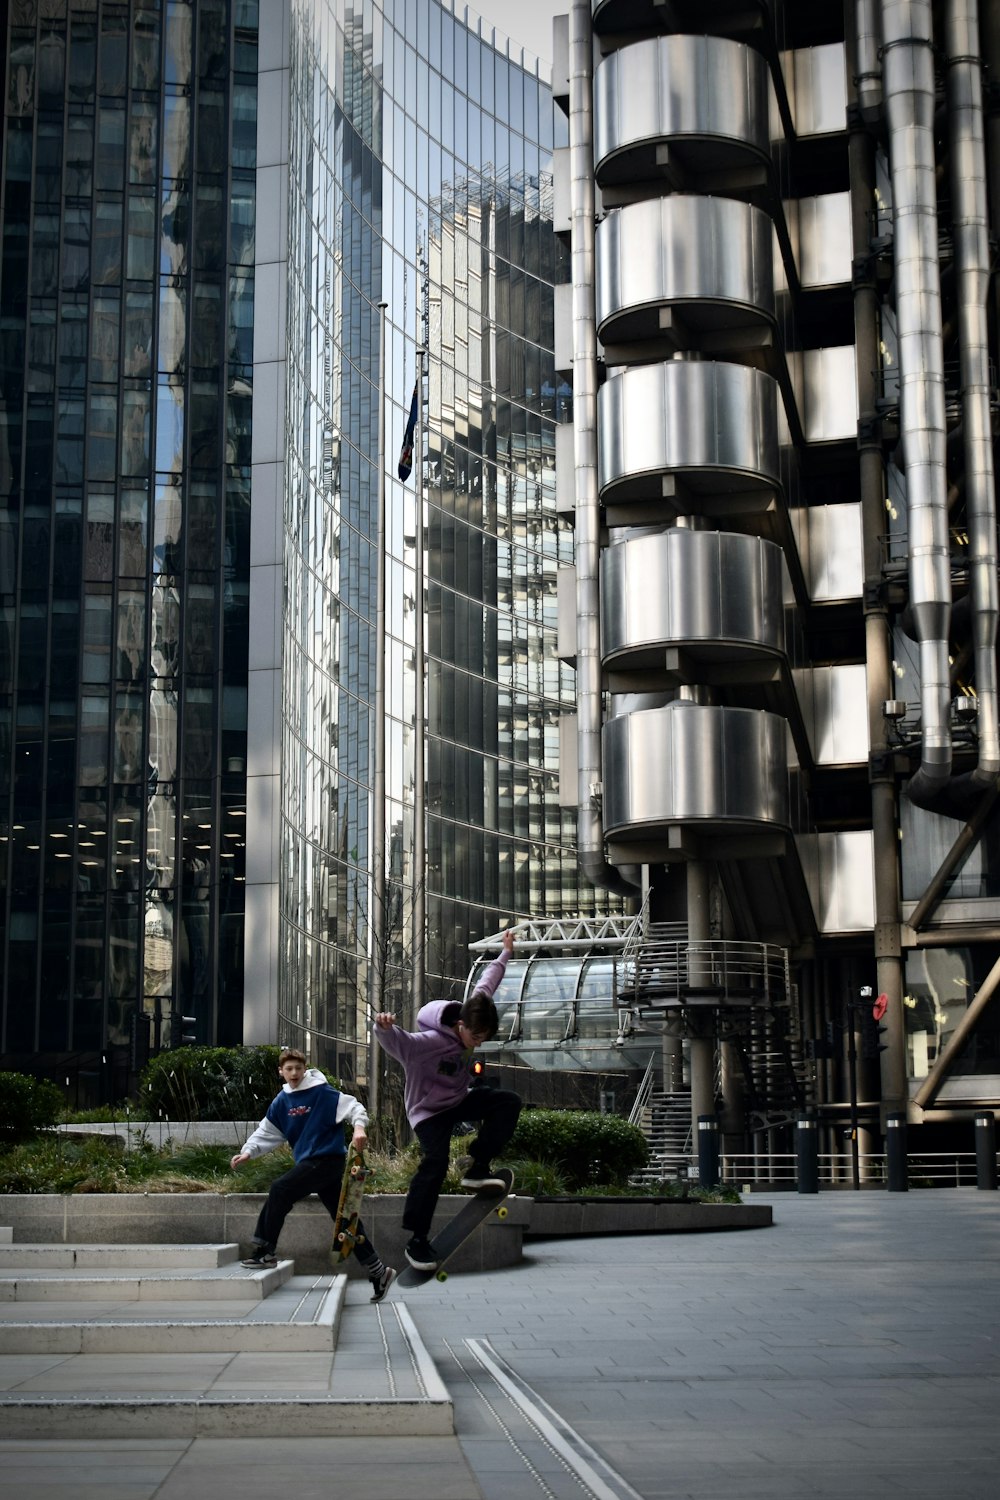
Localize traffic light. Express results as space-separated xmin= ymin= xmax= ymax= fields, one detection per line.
xmin=171 ymin=1012 xmax=197 ymax=1047
xmin=861 ymin=1006 xmax=888 ymax=1059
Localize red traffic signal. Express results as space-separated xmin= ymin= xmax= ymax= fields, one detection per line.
xmin=872 ymin=992 xmax=888 ymax=1021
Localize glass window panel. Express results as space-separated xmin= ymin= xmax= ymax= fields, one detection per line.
xmin=182 ymin=684 xmax=214 ymax=776
xmin=121 ymin=388 xmax=151 ymax=476
xmin=55 ymin=397 xmax=85 ymax=485
xmin=162 ymin=91 xmax=191 ymax=180
xmin=156 ymin=382 xmax=185 ymax=473
xmin=189 ymin=377 xmax=219 ymax=468
xmin=114 ymin=689 xmax=145 ymax=781
xmin=127 ymin=195 xmax=156 ymax=280
xmin=132 ymin=6 xmax=162 ymax=90
xmin=197 ymin=90 xmax=226 ymax=174
xmin=130 ymin=100 xmax=158 ymax=185
xmin=58 ymin=302 xmax=88 ymax=391
xmin=68 ymin=19 xmax=97 ymax=104
xmin=185 ymin=582 xmax=215 ymax=674
xmin=90 ymin=293 xmax=120 ymax=382
xmin=194 ymin=280 xmax=223 ymax=366
xmin=123 ymin=289 xmax=153 ymax=378
xmin=82 ymin=592 xmax=113 ymax=682
xmin=87 ymin=395 xmax=117 ymax=481
xmin=164 ymin=0 xmax=194 ymax=88
xmin=116 ymin=591 xmax=146 ymax=682
xmin=188 ymin=479 xmax=217 ymax=557
xmin=92 ymin=198 xmax=122 ymax=284
xmin=231 ymin=82 xmax=257 ymax=169
xmin=193 ymin=184 xmax=224 ymax=272
xmin=230 ymin=179 xmax=255 ymax=267
xmin=99 ymin=9 xmax=128 ymax=95
xmin=158 ymin=280 xmax=187 ymax=375
xmin=199 ymin=0 xmax=229 ymax=81
xmin=161 ymin=182 xmax=189 ymax=276
xmin=96 ymin=105 xmax=126 ymax=189
xmin=65 ymin=115 xmax=94 ymax=197
xmin=118 ymin=489 xmax=149 ymax=578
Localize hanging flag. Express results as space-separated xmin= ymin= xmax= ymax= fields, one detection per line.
xmin=397 ymin=381 xmax=418 ymax=481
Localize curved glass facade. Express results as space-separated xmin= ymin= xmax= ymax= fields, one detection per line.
xmin=279 ymin=0 xmax=604 ymax=1088
xmin=0 ymin=0 xmax=255 ymax=1098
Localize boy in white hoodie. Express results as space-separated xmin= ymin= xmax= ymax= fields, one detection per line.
xmin=230 ymin=1047 xmax=395 ymax=1301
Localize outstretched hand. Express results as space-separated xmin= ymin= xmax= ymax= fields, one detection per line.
xmin=230 ymin=1152 xmax=250 ymax=1170
xmin=503 ymin=929 xmax=515 ymax=954
xmin=374 ymin=1012 xmax=396 ymax=1030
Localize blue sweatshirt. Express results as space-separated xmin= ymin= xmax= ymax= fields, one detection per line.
xmin=239 ymin=1067 xmax=368 ymax=1165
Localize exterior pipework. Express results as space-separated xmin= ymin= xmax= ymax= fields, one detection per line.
xmin=944 ymin=0 xmax=1000 ymax=788
xmin=857 ymin=0 xmax=884 ymax=120
xmin=568 ymin=0 xmax=637 ymax=898
xmin=881 ymin=0 xmax=953 ymax=803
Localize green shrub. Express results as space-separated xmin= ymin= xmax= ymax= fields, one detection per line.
xmin=509 ymin=1108 xmax=647 ymax=1190
xmin=138 ymin=1045 xmax=282 ymax=1122
xmin=0 ymin=1071 xmax=65 ymax=1144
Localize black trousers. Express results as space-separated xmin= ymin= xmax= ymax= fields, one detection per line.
xmin=403 ymin=1088 xmax=521 ymax=1239
xmin=252 ymin=1154 xmax=378 ymax=1269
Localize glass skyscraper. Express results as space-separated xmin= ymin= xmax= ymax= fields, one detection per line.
xmin=0 ymin=0 xmax=607 ymax=1102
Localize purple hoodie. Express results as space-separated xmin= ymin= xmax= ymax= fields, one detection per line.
xmin=375 ymin=951 xmax=511 ymax=1125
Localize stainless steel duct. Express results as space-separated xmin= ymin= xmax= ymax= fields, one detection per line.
xmin=882 ymin=0 xmax=953 ymax=803
xmin=857 ymin=0 xmax=884 ymax=120
xmin=944 ymin=0 xmax=1000 ymax=789
xmin=568 ymin=0 xmax=637 ymax=897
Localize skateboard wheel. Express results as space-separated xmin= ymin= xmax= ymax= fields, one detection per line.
xmin=357 ymin=1234 xmax=366 ymax=1244
xmin=336 ymin=1231 xmax=346 ymax=1242
xmin=436 ymin=1269 xmax=449 ymax=1282
xmin=496 ymin=1206 xmax=508 ymax=1219
xmin=350 ymin=1165 xmax=360 ymax=1177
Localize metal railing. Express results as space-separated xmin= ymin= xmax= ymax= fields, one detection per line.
xmin=717 ymin=1151 xmax=986 ymax=1188
xmin=628 ymin=1053 xmax=657 ymax=1128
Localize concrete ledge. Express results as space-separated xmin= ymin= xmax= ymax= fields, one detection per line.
xmin=0 ymin=1193 xmax=530 ymax=1276
xmin=0 ymin=1394 xmax=453 ymax=1439
xmin=526 ymin=1197 xmax=772 ymax=1236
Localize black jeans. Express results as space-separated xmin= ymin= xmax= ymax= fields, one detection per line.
xmin=403 ymin=1087 xmax=521 ymax=1239
xmin=252 ymin=1154 xmax=378 ymax=1269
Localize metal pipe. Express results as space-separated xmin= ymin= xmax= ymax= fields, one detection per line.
xmin=881 ymin=0 xmax=953 ymax=805
xmin=412 ymin=345 xmax=426 ymax=1020
xmin=944 ymin=0 xmax=1000 ymax=787
xmin=568 ymin=0 xmax=637 ymax=898
xmin=913 ymin=950 xmax=1000 ymax=1106
xmin=856 ymin=0 xmax=884 ymax=119
xmin=368 ymin=299 xmax=388 ymax=1122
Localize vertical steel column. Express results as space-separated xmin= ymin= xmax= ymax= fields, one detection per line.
xmin=974 ymin=1112 xmax=997 ymax=1189
xmin=846 ymin=5 xmax=908 ymax=1116
xmin=368 ymin=300 xmax=388 ymax=1123
xmin=411 ymin=346 xmax=426 ymax=1023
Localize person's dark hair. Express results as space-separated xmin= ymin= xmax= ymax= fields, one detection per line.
xmin=461 ymin=993 xmax=499 ymax=1041
xmin=278 ymin=1047 xmax=307 ymax=1066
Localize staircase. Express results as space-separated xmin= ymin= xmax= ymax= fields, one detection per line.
xmin=0 ymin=1232 xmax=450 ymax=1437
xmin=631 ymin=1089 xmax=693 ymax=1185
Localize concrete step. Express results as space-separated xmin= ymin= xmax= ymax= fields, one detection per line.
xmin=0 ymin=1273 xmax=345 ymax=1353
xmin=0 ymin=1242 xmax=240 ymax=1270
xmin=0 ymin=1294 xmax=452 ymax=1437
xmin=0 ymin=1259 xmax=294 ymax=1301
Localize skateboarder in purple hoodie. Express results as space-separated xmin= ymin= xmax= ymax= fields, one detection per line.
xmin=374 ymin=930 xmax=520 ymax=1271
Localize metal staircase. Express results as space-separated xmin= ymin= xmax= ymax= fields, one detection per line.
xmin=631 ymin=1087 xmax=693 ymax=1185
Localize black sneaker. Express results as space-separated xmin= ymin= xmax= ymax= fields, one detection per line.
xmin=460 ymin=1161 xmax=505 ymax=1190
xmin=369 ymin=1265 xmax=396 ymax=1303
xmin=404 ymin=1235 xmax=439 ymax=1271
xmin=241 ymin=1246 xmax=277 ymax=1268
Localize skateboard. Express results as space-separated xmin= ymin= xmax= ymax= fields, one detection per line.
xmin=396 ymin=1169 xmax=514 ymax=1287
xmin=330 ymin=1144 xmax=371 ymax=1261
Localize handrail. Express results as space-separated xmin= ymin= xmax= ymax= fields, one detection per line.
xmin=628 ymin=1052 xmax=657 ymax=1128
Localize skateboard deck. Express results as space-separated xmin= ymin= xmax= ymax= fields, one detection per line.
xmin=330 ymin=1144 xmax=370 ymax=1261
xmin=396 ymin=1169 xmax=514 ymax=1287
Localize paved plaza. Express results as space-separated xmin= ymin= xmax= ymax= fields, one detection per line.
xmin=1 ymin=1189 xmax=998 ymax=1499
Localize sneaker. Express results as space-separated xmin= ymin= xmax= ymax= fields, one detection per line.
xmin=460 ymin=1161 xmax=506 ymax=1190
xmin=404 ymin=1235 xmax=439 ymax=1271
xmin=369 ymin=1265 xmax=396 ymax=1303
xmin=241 ymin=1246 xmax=278 ymax=1268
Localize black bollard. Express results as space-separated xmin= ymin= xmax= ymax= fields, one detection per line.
xmin=697 ymin=1114 xmax=720 ymax=1188
xmin=886 ymin=1111 xmax=908 ymax=1192
xmin=796 ymin=1115 xmax=819 ymax=1193
xmin=974 ymin=1113 xmax=997 ymax=1191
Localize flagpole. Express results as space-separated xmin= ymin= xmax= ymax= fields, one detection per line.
xmin=369 ymin=300 xmax=388 ymax=1127
xmin=412 ymin=345 xmax=427 ymax=1022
